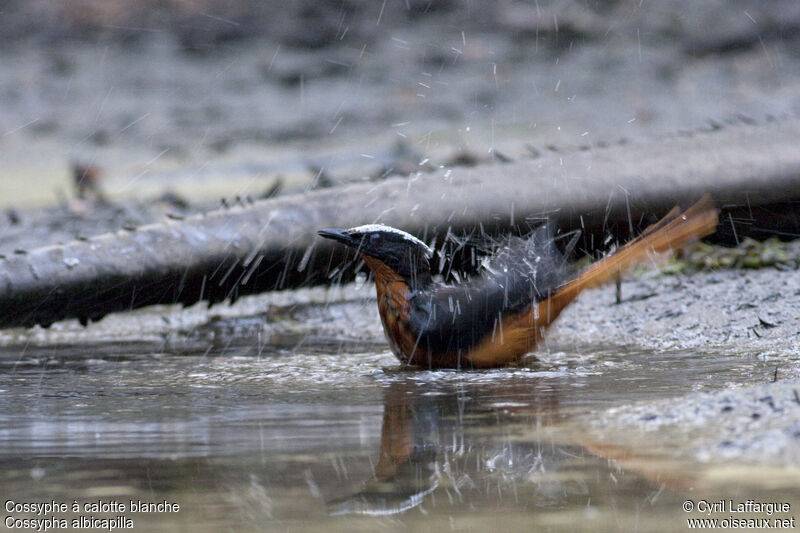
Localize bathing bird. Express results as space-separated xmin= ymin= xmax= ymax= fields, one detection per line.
xmin=318 ymin=195 xmax=718 ymax=369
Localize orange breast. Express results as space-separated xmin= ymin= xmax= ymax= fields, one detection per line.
xmin=362 ymin=256 xmax=418 ymax=363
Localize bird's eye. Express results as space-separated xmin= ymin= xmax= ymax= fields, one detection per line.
xmin=370 ymin=233 xmax=382 ymax=245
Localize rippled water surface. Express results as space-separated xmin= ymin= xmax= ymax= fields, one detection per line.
xmin=1 ymin=336 xmax=797 ymax=532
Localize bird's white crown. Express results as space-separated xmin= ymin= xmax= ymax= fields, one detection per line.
xmin=346 ymin=224 xmax=433 ymax=257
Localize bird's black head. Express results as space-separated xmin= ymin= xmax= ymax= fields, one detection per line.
xmin=318 ymin=224 xmax=433 ymax=284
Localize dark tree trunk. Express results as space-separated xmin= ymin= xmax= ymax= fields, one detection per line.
xmin=1 ymin=119 xmax=800 ymax=329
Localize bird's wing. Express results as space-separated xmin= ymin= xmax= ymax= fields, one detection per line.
xmin=464 ymin=194 xmax=719 ymax=367
xmin=407 ymin=224 xmax=571 ymax=355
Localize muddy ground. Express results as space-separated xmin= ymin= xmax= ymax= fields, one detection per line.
xmin=1 ymin=0 xmax=800 ymax=206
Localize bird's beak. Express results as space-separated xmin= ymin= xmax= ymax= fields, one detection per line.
xmin=317 ymin=228 xmax=357 ymax=248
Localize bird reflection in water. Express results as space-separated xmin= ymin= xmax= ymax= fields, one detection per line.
xmin=328 ymin=376 xmax=565 ymax=516
xmin=327 ymin=374 xmax=705 ymax=517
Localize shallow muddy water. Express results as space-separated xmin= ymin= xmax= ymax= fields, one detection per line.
xmin=1 ymin=337 xmax=797 ymax=532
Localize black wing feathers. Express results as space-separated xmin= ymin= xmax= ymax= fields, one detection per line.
xmin=408 ymin=225 xmax=571 ymax=355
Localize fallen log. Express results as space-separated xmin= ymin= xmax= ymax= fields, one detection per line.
xmin=2 ymin=118 xmax=800 ymax=329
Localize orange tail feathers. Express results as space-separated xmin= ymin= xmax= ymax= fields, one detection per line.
xmin=464 ymin=195 xmax=719 ymax=367
xmin=550 ymin=193 xmax=719 ymax=313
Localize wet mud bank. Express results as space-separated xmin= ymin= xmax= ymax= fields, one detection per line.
xmin=3 ymin=0 xmax=800 ymax=207
xmin=551 ymin=265 xmax=800 ymax=468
